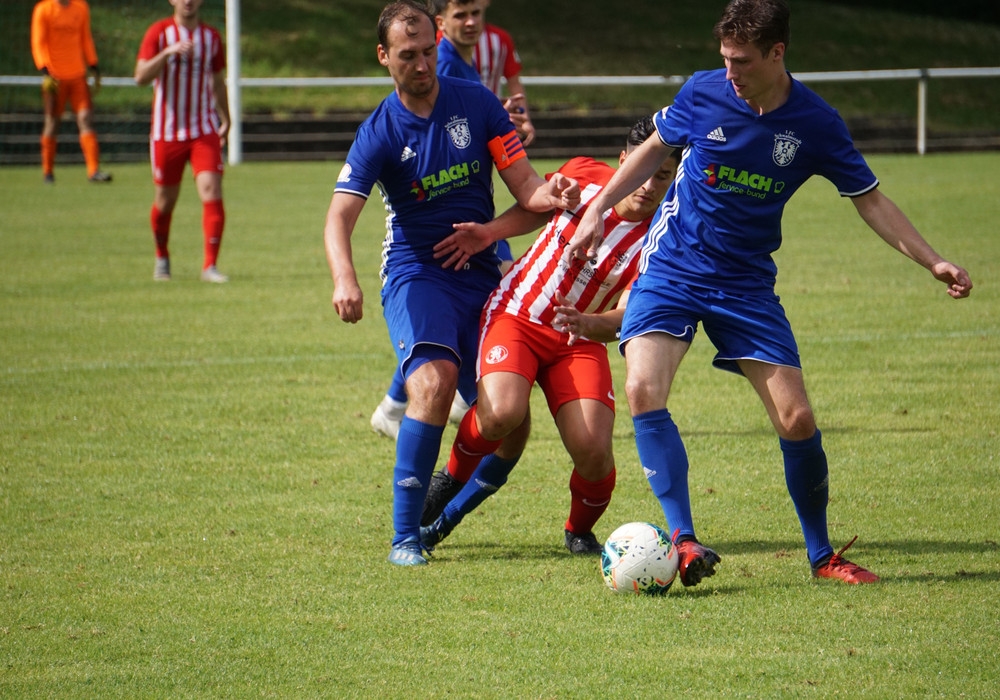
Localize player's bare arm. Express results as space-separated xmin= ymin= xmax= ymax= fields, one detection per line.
xmin=564 ymin=135 xmax=672 ymax=262
xmin=499 ymin=158 xmax=580 ymax=214
xmin=324 ymin=192 xmax=367 ymax=323
xmin=433 ymin=204 xmax=549 ymax=270
xmin=134 ymin=39 xmax=193 ymax=85
xmin=851 ymin=189 xmax=973 ymax=299
xmin=212 ymin=71 xmax=231 ymax=143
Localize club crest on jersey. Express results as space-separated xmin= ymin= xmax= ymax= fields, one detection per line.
xmin=446 ymin=117 xmax=472 ymax=149
xmin=485 ymin=344 xmax=509 ymax=365
xmin=772 ymin=131 xmax=801 ymax=167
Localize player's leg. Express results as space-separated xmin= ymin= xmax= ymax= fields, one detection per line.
xmin=554 ymin=398 xmax=616 ymax=554
xmin=39 ymin=80 xmax=64 ymax=182
xmin=542 ymin=343 xmax=618 ymax=553
xmin=625 ymin=331 xmax=720 ymax=584
xmin=739 ymin=360 xmax=877 ymax=583
xmin=421 ymin=369 xmax=529 ymax=522
xmin=149 ymin=140 xmax=185 ymax=281
xmin=389 ymin=352 xmax=458 ymax=565
xmin=71 ymin=81 xmax=108 ymax=182
xmin=420 ymin=414 xmax=530 ymax=549
xmin=191 ymin=134 xmax=227 ymax=282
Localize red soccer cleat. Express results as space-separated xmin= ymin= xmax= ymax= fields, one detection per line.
xmin=812 ymin=536 xmax=879 ymax=584
xmin=675 ymin=539 xmax=721 ymax=587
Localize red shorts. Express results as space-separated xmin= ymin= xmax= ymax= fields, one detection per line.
xmin=150 ymin=133 xmax=224 ymax=186
xmin=46 ymin=76 xmax=91 ymax=116
xmin=478 ymin=313 xmax=616 ymax=416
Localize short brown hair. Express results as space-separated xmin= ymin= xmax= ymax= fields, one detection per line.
xmin=377 ymin=1 xmax=435 ymax=49
xmin=712 ymin=0 xmax=790 ymax=55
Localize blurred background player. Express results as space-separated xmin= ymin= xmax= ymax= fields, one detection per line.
xmin=30 ymin=0 xmax=111 ymax=184
xmin=419 ymin=117 xmax=680 ymax=555
xmin=368 ymin=0 xmax=532 ymax=438
xmin=473 ymin=0 xmax=535 ymax=147
xmin=135 ymin=0 xmax=230 ymax=284
xmin=566 ymin=0 xmax=972 ymax=586
xmin=324 ymin=1 xmax=578 ymax=566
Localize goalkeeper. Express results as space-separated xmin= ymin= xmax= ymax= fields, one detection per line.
xmin=30 ymin=0 xmax=111 ymax=183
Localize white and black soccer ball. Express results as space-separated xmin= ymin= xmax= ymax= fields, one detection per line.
xmin=601 ymin=522 xmax=679 ymax=595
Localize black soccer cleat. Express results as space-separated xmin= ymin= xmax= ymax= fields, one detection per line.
xmin=564 ymin=529 xmax=603 ymax=555
xmin=420 ymin=468 xmax=464 ymax=526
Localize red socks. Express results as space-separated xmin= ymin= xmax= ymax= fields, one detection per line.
xmin=565 ymin=467 xmax=616 ymax=535
xmin=202 ymin=199 xmax=225 ymax=269
xmin=150 ymin=205 xmax=172 ymax=259
xmin=446 ymin=405 xmax=503 ymax=483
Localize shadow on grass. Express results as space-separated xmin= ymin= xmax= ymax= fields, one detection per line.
xmin=430 ymin=537 xmax=1000 ymax=585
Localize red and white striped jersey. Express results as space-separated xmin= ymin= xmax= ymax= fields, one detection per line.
xmin=138 ymin=19 xmax=225 ymax=142
xmin=472 ymin=24 xmax=522 ymax=97
xmin=482 ymin=157 xmax=651 ymax=334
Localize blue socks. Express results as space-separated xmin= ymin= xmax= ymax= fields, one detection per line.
xmin=391 ymin=416 xmax=445 ymax=545
xmin=632 ymin=409 xmax=694 ymax=540
xmin=443 ymin=453 xmax=520 ymax=526
xmin=780 ymin=429 xmax=832 ymax=566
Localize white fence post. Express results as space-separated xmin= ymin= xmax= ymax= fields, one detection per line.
xmin=226 ymin=0 xmax=242 ymax=165
xmin=917 ymin=70 xmax=928 ymax=156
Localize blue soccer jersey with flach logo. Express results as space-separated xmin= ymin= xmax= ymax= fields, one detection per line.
xmin=335 ymin=75 xmax=517 ymax=293
xmin=642 ymin=68 xmax=879 ymax=293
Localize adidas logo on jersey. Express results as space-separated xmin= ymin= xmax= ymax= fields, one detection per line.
xmin=400 ymin=146 xmax=416 ymax=162
xmin=707 ymin=127 xmax=727 ymax=142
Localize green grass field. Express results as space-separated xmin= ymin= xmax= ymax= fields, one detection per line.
xmin=1 ymin=154 xmax=998 ymax=697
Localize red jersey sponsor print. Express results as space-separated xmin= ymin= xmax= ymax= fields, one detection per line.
xmin=138 ymin=19 xmax=225 ymax=142
xmin=482 ymin=157 xmax=650 ymax=334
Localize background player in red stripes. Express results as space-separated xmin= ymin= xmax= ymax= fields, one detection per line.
xmin=134 ymin=0 xmax=231 ymax=283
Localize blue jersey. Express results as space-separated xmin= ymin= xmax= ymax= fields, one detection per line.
xmin=335 ymin=75 xmax=517 ymax=296
xmin=642 ymin=69 xmax=878 ymax=294
xmin=437 ymin=37 xmax=481 ymax=83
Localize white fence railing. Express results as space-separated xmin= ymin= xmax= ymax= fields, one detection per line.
xmin=3 ymin=67 xmax=999 ymax=162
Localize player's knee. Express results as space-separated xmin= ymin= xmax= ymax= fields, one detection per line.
xmin=777 ymin=406 xmax=816 ymax=441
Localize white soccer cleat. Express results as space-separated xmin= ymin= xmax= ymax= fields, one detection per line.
xmin=200 ymin=265 xmax=229 ymax=283
xmin=153 ymin=257 xmax=171 ymax=281
xmin=370 ymin=395 xmax=406 ymax=440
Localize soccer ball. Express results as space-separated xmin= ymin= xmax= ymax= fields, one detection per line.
xmin=601 ymin=522 xmax=679 ymax=595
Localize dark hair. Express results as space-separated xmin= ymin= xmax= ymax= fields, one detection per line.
xmin=712 ymin=0 xmax=790 ymax=55
xmin=430 ymin=0 xmax=476 ymax=14
xmin=627 ymin=114 xmax=656 ymax=148
xmin=626 ymin=114 xmax=682 ymax=163
xmin=377 ymin=1 xmax=435 ymax=49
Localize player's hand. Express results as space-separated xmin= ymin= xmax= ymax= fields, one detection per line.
xmin=332 ymin=281 xmax=364 ymax=323
xmin=433 ymin=221 xmax=493 ymax=270
xmin=551 ymin=292 xmax=586 ymax=346
xmin=563 ymin=206 xmax=603 ymax=263
xmin=931 ymin=261 xmax=973 ymax=299
xmin=547 ymin=173 xmax=580 ymax=211
xmin=504 ymin=94 xmax=535 ymax=147
xmin=89 ymin=67 xmax=101 ymax=95
xmin=217 ymin=118 xmax=230 ymax=148
xmin=41 ymin=73 xmax=58 ymax=93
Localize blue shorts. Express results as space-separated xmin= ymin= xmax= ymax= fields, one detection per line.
xmin=382 ymin=277 xmax=490 ymax=403
xmin=619 ymin=278 xmax=801 ymax=375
